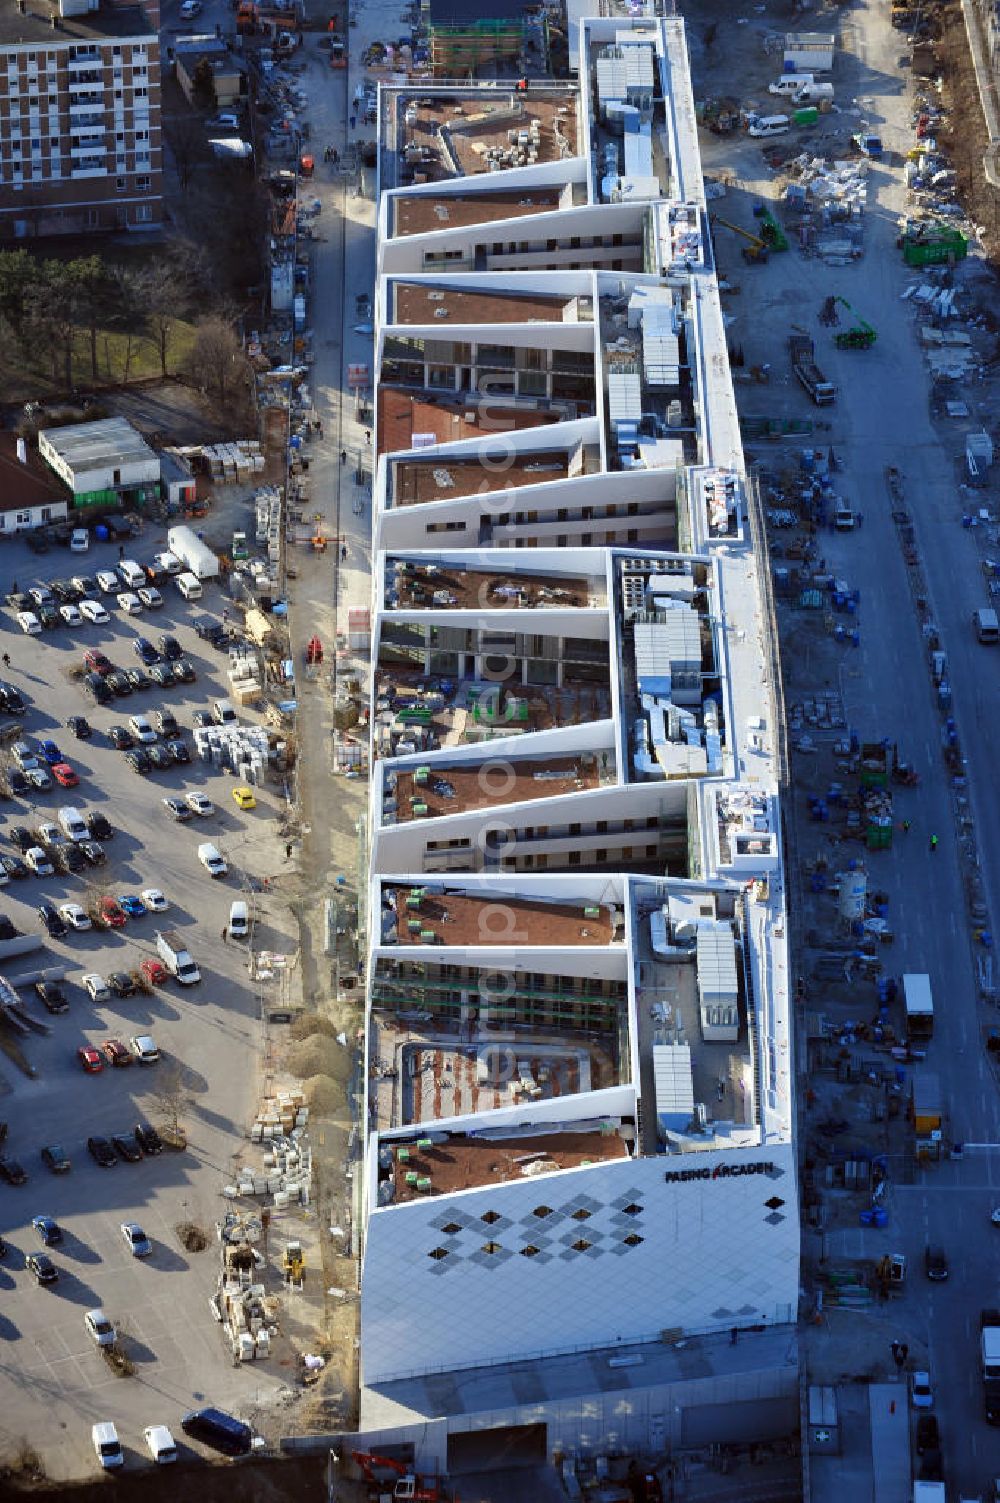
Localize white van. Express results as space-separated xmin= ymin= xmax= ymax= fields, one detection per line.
xmin=795 ymin=81 xmax=834 ymax=104
xmin=58 ymin=806 xmax=88 ymax=842
xmin=748 ymin=114 xmax=790 ymax=138
xmin=92 ymin=1421 xmax=124 ymax=1470
xmin=213 ymin=698 xmax=237 ymax=725
xmin=770 ymin=73 xmax=813 ymax=97
xmin=118 ymin=559 xmax=145 ymax=589
xmin=177 ymin=571 xmax=203 ymax=600
xmin=974 ymin=607 xmax=1000 ymax=643
xmin=229 ymin=899 xmax=249 ymax=939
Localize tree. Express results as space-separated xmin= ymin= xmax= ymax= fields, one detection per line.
xmin=186 ymin=315 xmax=249 ymax=406
xmin=165 ymin=118 xmax=202 ymax=193
xmin=67 ymin=255 xmax=114 ymax=382
xmin=135 ymin=263 xmax=183 ymax=378
xmin=191 ymin=57 xmax=217 ymax=110
xmin=152 ymin=1061 xmax=192 ymax=1146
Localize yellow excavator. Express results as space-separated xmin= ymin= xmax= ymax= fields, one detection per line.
xmin=711 ymin=215 xmax=771 ymax=264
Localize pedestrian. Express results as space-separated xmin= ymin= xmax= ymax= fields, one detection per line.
xmin=341 ymin=449 xmax=347 ymax=465
xmin=221 ymin=926 xmax=228 ymax=944
xmin=285 ymin=841 xmax=293 ymax=859
xmin=901 ymin=819 xmax=910 ymax=833
xmin=222 ymin=607 xmax=229 ymax=622
xmin=349 ymin=114 xmax=356 ymax=130
xmin=365 ymin=428 xmax=371 ymax=444
xmin=10 ymin=579 xmax=16 ymax=595
xmin=1 ymin=653 xmax=10 ymax=670
xmin=317 ymin=422 xmax=323 ymax=439
xmin=730 ymin=1327 xmax=739 ymax=1345
xmin=857 ymin=511 xmax=864 ymax=529
xmin=332 ymin=148 xmax=339 ymax=165
xmin=118 ymin=544 xmax=125 ymax=561
xmin=929 ymin=834 xmax=938 ymax=852
xmin=341 ymin=543 xmax=348 ymax=561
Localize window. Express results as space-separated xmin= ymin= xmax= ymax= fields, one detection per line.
xmin=115 ymin=176 xmax=126 ymax=192
xmin=49 ymin=136 xmax=59 ymax=147
xmin=135 ymin=205 xmax=153 ymax=223
xmin=137 ymin=174 xmax=151 ymax=191
xmin=116 ymin=131 xmax=125 ymax=142
xmin=15 ymin=511 xmax=31 ymax=526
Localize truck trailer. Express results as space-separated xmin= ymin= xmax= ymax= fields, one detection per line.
xmin=904 ymin=973 xmax=934 ymax=1042
xmin=983 ymin=1310 xmax=1000 ymax=1424
xmin=166 ymin=525 xmax=220 ymax=581
xmin=789 ymin=335 xmax=836 ymax=405
xmin=155 ymin=929 xmax=201 ymax=986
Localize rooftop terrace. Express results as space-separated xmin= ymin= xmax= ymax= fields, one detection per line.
xmin=392 ymin=189 xmax=564 ymax=239
xmin=384 ymin=753 xmax=609 ymax=823
xmin=381 ymin=886 xmax=620 ymax=947
xmin=386 ymin=559 xmax=603 ymax=611
xmin=384 ymin=1125 xmax=629 ymax=1202
xmin=391 ymin=284 xmax=592 ymax=327
xmin=388 ymin=450 xmax=582 ymax=506
xmin=377 ymin=390 xmax=565 ymax=456
xmin=384 ymin=89 xmax=579 ymax=189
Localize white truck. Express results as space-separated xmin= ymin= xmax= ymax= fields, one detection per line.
xmin=155 ymin=929 xmax=201 ymax=986
xmin=903 ymin=973 xmax=934 ymax=1042
xmin=166 ymin=525 xmax=220 ymax=582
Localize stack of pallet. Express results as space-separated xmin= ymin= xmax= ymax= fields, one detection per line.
xmin=251 ymin=1087 xmax=309 ymax=1141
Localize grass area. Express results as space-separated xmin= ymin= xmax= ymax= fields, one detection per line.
xmin=0 ymin=319 xmax=199 ymax=404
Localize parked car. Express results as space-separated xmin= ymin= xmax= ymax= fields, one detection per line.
xmin=85 ymin=1309 xmax=116 ymax=1347
xmin=167 ymin=739 xmax=190 ymax=764
xmin=26 ymin=1252 xmax=58 ymax=1284
xmin=149 ymin=663 xmax=175 ymax=687
xmin=125 ymin=667 xmax=153 ymax=692
xmin=0 ymin=1155 xmax=28 ymax=1185
xmin=139 ymin=957 xmax=168 ymax=987
xmin=159 ymin=633 xmax=183 ymax=660
xmin=59 ymin=604 xmax=82 ymax=627
xmin=92 ymin=1422 xmax=124 ymax=1471
xmin=108 ymin=725 xmax=134 ymax=750
xmin=143 ymin=1426 xmax=177 ymax=1464
xmin=154 ymin=709 xmax=179 ymax=735
xmin=134 ymin=1123 xmax=163 ymax=1156
xmin=79 ymin=599 xmax=109 ymax=624
xmin=40 ymin=738 xmax=64 ymax=763
xmin=86 ymin=811 xmax=114 ymax=840
xmin=185 ymin=791 xmax=213 ymax=817
xmin=232 ymin=785 xmax=256 ymax=810
xmin=95 ymin=569 xmax=119 ymax=594
xmin=98 ymin=896 xmax=127 ymax=929
xmin=78 ymin=1045 xmax=104 ymax=1073
xmin=32 ymin=1215 xmax=63 ymax=1247
xmin=36 ymin=981 xmax=68 ymax=1013
xmin=84 ymin=648 xmax=114 ymax=675
xmin=67 ymin=715 xmax=92 ymax=739
xmin=41 ymin=1144 xmax=71 ymax=1173
xmin=124 ymin=749 xmax=151 ymax=774
xmin=52 ymin=761 xmax=78 ymax=788
xmin=118 ymin=894 xmax=146 ymax=918
xmin=173 ymin=658 xmax=197 ymax=683
xmin=82 ymin=973 xmax=111 ymax=1003
xmin=911 ymin=1371 xmax=934 ymax=1409
xmin=112 ymin=1134 xmax=142 ymax=1163
xmin=87 ymin=1136 xmax=117 ymax=1168
xmin=122 ymin=1220 xmax=153 ymax=1255
xmin=924 ymin=1246 xmax=948 ymax=1281
xmin=130 ymin=1034 xmax=159 ymax=1065
xmin=163 ymin=797 xmax=192 ymax=822
xmin=141 ymin=888 xmax=168 ymax=912
xmin=38 ymin=902 xmax=68 ymax=939
xmin=58 ymin=903 xmax=91 ymax=931
xmin=198 ymin=842 xmax=228 ymax=877
xmin=25 ymin=847 xmax=54 ymax=876
xmin=117 ymin=592 xmax=142 ymax=615
xmin=102 ymin=1038 xmax=131 ymax=1067
xmin=106 ymin=670 xmax=132 ymax=697
xmin=16 ymin=611 xmax=41 ymax=635
xmin=138 ymin=586 xmax=163 ymax=609
xmin=83 ymin=672 xmax=112 ymax=705
xmin=80 ymin=839 xmax=107 ymax=866
xmin=108 ymin=971 xmax=137 ymax=998
xmin=132 ymin=638 xmax=160 ymax=667
xmin=70 ymin=528 xmax=89 ymax=553
xmin=146 ymin=744 xmax=173 ymax=771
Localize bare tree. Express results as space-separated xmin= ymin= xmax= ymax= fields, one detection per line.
xmin=165 ymin=118 xmax=203 ymax=194
xmin=186 ymin=315 xmax=250 ymax=406
xmin=152 ymin=1060 xmax=193 ymax=1145
xmin=135 ymin=263 xmax=183 ymax=378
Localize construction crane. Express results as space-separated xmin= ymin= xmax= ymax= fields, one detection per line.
xmin=710 ymin=215 xmax=770 ymax=264
xmin=350 ymin=1452 xmax=456 ymax=1502
xmin=832 ymin=297 xmax=877 ymax=349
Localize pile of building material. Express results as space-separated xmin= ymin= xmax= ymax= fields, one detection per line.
xmin=193 ymin=721 xmax=276 ymax=779
xmin=255 ymin=486 xmax=283 ymax=549
xmin=193 ymin=441 xmax=265 ymax=481
xmin=214 ymin=1214 xmax=276 ymax=1363
xmin=251 ymin=1086 xmax=310 ymax=1140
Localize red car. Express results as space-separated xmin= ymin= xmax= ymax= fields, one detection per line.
xmin=139 ymin=958 xmax=167 ymax=987
xmin=98 ymin=896 xmax=127 ymax=929
xmin=101 ymin=1038 xmax=131 ymax=1067
xmin=84 ymin=649 xmax=114 ymax=676
xmin=77 ymin=1045 xmax=104 ymax=1074
xmin=52 ymin=762 xmax=79 ymax=788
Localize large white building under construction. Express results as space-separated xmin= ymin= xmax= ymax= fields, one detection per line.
xmin=353 ymin=8 xmax=798 ymax=1479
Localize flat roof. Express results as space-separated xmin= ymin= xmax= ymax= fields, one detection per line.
xmin=390 ymin=90 xmax=578 ymax=186
xmin=39 ymin=417 xmax=157 ymax=474
xmin=387 ymin=560 xmax=601 ymax=610
xmin=392 ymin=189 xmax=562 ymax=238
xmin=382 ymin=886 xmax=618 ymax=947
xmin=387 ymin=1126 xmax=629 ymax=1202
xmin=390 ymin=451 xmax=573 ymax=506
xmin=375 ymin=673 xmax=613 ymax=750
xmin=377 ymin=390 xmax=564 ymax=456
xmin=388 ymin=755 xmax=605 ymax=822
xmin=0 ymin=0 xmax=153 ymax=44
xmin=391 ymin=284 xmax=584 ymax=326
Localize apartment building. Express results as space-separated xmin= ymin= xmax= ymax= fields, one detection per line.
xmin=350 ymin=11 xmax=797 ymax=1483
xmin=0 ymin=0 xmax=161 ymax=241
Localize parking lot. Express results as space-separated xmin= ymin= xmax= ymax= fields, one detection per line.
xmin=0 ymin=523 xmax=289 ymax=1480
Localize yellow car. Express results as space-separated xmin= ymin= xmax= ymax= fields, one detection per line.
xmin=232 ymin=785 xmax=257 ymax=810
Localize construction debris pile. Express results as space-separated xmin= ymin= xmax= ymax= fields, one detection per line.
xmin=781 ymin=155 xmax=869 ymax=261
xmin=213 ymin=1213 xmax=277 ymax=1364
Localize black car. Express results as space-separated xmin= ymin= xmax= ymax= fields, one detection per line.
xmin=134 ymin=1122 xmax=164 ymax=1156
xmin=916 ymin=1414 xmax=940 ymax=1456
xmin=133 ymin=637 xmax=160 ymax=666
xmin=146 ymin=745 xmax=172 ymax=771
xmin=124 ymin=749 xmax=151 ymax=775
xmin=149 ymin=663 xmax=175 ymax=687
xmin=0 ymin=1155 xmax=27 ymax=1186
xmin=10 ymin=825 xmax=34 ymax=852
xmin=180 ymin=1408 xmax=252 ymax=1458
xmin=67 ymin=715 xmax=92 ymax=740
xmin=50 ymin=578 xmax=80 ymax=604
xmin=0 ymin=853 xmax=29 ymax=880
xmin=924 ymin=1246 xmax=948 ymax=1281
xmin=107 ymin=725 xmax=134 ymax=751
xmin=166 ymin=739 xmax=191 ymax=764
xmin=112 ymin=1134 xmax=142 ymax=1164
xmin=72 ymin=575 xmax=98 ymax=596
xmin=86 ymin=811 xmax=114 ymax=840
xmin=41 ymin=1144 xmax=71 ymax=1174
xmin=32 ymin=1215 xmax=63 ymax=1246
xmin=37 ymin=603 xmax=60 ymax=629
xmin=83 ymin=672 xmax=113 ymax=705
xmin=80 ymin=840 xmax=106 ymax=867
xmin=193 ymin=619 xmax=226 ymax=648
xmin=160 ymin=633 xmax=184 ymax=660
xmin=0 ymin=683 xmax=26 ymax=714
xmin=106 ymin=670 xmax=132 ymax=697
xmin=56 ymin=844 xmax=86 ymax=874
xmin=126 ymin=668 xmax=153 ymax=693
xmin=109 ymin=972 xmax=137 ymax=998
xmin=173 ymin=659 xmax=197 ymax=684
xmin=8 ymin=768 xmax=30 ymax=795
xmin=35 ymin=981 xmax=68 ymax=1014
xmin=25 ymin=1253 xmax=58 ymax=1284
xmin=38 ymin=903 xmax=68 ymax=939
xmin=155 ymin=709 xmax=179 ymax=736
xmin=87 ymin=1136 xmax=117 ymax=1168
xmin=25 ymin=531 xmax=49 ymax=554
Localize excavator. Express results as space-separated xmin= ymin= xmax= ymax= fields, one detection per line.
xmin=711 ymin=215 xmax=771 ymax=264
xmin=832 ymin=296 xmax=877 ymax=350
xmin=351 ymin=1451 xmax=458 ymax=1502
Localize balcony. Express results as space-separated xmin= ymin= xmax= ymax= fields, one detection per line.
xmin=68 ymin=50 xmax=102 ymax=68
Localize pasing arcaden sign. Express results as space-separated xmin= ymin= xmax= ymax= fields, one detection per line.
xmin=663 ymin=1161 xmax=776 ymax=1184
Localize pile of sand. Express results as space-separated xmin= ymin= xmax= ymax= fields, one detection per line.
xmin=303 ymin=1074 xmax=341 ymax=1112
xmin=288 ymin=1034 xmax=350 ymax=1085
xmin=289 ymin=1013 xmax=339 ymax=1041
